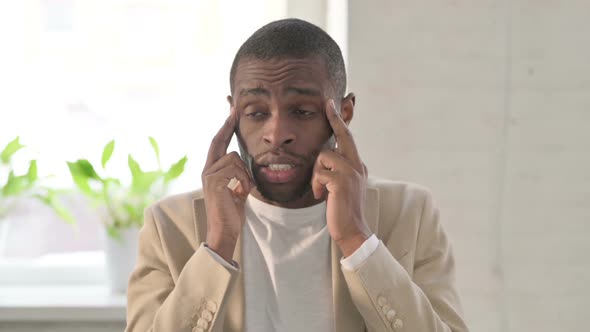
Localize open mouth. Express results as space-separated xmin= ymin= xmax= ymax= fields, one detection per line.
xmin=267 ymin=163 xmax=294 ymax=171
xmin=259 ymin=163 xmax=298 ymax=183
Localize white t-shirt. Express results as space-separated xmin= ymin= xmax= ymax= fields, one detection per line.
xmin=203 ymin=194 xmax=380 ymax=331
xmin=242 ymin=195 xmax=334 ymax=332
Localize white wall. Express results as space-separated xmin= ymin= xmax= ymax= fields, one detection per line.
xmin=347 ymin=1 xmax=590 ymax=331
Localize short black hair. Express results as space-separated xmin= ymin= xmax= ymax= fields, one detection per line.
xmin=229 ymin=18 xmax=346 ymax=97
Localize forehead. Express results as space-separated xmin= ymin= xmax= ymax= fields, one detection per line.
xmin=233 ymin=56 xmax=330 ymax=95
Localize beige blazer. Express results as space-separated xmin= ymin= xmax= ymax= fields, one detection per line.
xmin=125 ymin=178 xmax=469 ymax=332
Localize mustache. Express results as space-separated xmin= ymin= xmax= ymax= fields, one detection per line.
xmin=252 ymin=149 xmax=312 ymax=165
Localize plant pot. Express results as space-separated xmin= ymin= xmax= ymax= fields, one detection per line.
xmin=104 ymin=227 xmax=139 ymax=294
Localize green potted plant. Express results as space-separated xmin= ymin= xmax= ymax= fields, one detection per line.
xmin=0 ymin=137 xmax=74 ymax=256
xmin=67 ymin=137 xmax=187 ymax=293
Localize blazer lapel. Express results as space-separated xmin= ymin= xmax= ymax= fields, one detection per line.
xmin=331 ymin=186 xmax=380 ymax=332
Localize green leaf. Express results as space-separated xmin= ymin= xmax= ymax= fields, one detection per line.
xmin=148 ymin=137 xmax=160 ymax=166
xmin=128 ymin=155 xmax=159 ymax=193
xmin=2 ymin=171 xmax=30 ymax=196
xmin=1 ymin=136 xmax=25 ymax=164
xmin=101 ymin=140 xmax=115 ymax=169
xmin=103 ymin=177 xmax=121 ymax=187
xmin=52 ymin=202 xmax=76 ymax=225
xmin=76 ymin=159 xmax=101 ymax=181
xmin=67 ymin=161 xmax=99 ymax=198
xmin=164 ymin=156 xmax=187 ymax=183
xmin=128 ymin=154 xmax=141 ymax=179
xmin=134 ymin=171 xmax=160 ymax=194
xmin=27 ymin=160 xmax=38 ymax=183
xmin=36 ymin=190 xmax=76 ymax=225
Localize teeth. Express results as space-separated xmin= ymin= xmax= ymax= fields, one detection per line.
xmin=268 ymin=164 xmax=293 ymax=171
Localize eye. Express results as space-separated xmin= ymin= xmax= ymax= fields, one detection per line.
xmin=244 ymin=108 xmax=269 ymax=119
xmin=292 ymin=109 xmax=315 ymax=117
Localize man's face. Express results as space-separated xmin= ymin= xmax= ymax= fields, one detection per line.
xmin=230 ymin=56 xmax=335 ymax=205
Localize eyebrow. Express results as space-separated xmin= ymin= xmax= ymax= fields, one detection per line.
xmin=285 ymin=86 xmax=321 ymax=97
xmin=239 ymin=87 xmax=270 ymax=97
xmin=238 ymin=86 xmax=321 ymax=98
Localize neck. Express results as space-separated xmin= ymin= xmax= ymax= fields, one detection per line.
xmin=249 ymin=188 xmax=325 ymax=209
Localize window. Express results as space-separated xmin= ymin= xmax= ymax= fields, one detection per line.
xmin=0 ymin=0 xmax=348 ymax=286
xmin=0 ymin=0 xmax=289 ymax=284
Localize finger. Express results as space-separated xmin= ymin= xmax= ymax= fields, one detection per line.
xmin=208 ymin=163 xmax=253 ymax=196
xmin=311 ymin=167 xmax=339 ymax=199
xmin=204 ymin=152 xmax=250 ymax=179
xmin=311 ymin=158 xmax=326 ymax=199
xmin=325 ymin=99 xmax=362 ymax=169
xmin=316 ymin=149 xmax=349 ymax=172
xmin=227 ymin=169 xmax=254 ymax=199
xmin=227 ymin=177 xmax=240 ymax=191
xmin=205 ymin=107 xmax=237 ymax=170
xmin=311 ymin=151 xmax=345 ymax=199
xmin=203 ymin=157 xmax=254 ymax=191
xmin=232 ymin=179 xmax=251 ymax=200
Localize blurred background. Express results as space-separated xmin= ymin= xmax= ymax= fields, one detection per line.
xmin=0 ymin=0 xmax=588 ymax=331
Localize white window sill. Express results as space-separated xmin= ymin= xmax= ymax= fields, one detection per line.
xmin=0 ymin=251 xmax=106 ymax=285
xmin=0 ymin=285 xmax=126 ymax=322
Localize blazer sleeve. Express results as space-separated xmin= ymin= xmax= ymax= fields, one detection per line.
xmin=125 ymin=207 xmax=240 ymax=332
xmin=341 ymin=190 xmax=469 ymax=332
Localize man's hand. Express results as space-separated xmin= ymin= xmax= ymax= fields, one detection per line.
xmin=311 ymin=100 xmax=373 ymax=257
xmin=201 ymin=107 xmax=254 ymax=263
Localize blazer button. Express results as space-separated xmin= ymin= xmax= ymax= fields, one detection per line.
xmin=206 ymin=300 xmax=218 ymax=313
xmin=386 ymin=309 xmax=397 ymax=322
xmin=382 ymin=304 xmax=391 ymax=315
xmin=197 ymin=318 xmax=209 ymax=329
xmin=393 ymin=318 xmax=404 ymax=329
xmin=202 ymin=310 xmax=214 ymax=322
xmin=377 ymin=295 xmax=387 ymax=307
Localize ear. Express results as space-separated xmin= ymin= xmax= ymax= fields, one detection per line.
xmin=226 ymin=95 xmax=233 ymax=107
xmin=340 ymin=92 xmax=355 ymax=125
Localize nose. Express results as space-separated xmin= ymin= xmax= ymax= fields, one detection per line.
xmin=262 ymin=112 xmax=295 ymax=148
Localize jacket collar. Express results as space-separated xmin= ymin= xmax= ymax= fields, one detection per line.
xmin=192 ymin=186 xmax=380 ymax=332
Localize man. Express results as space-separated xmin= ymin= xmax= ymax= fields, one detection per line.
xmin=126 ymin=19 xmax=468 ymax=332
